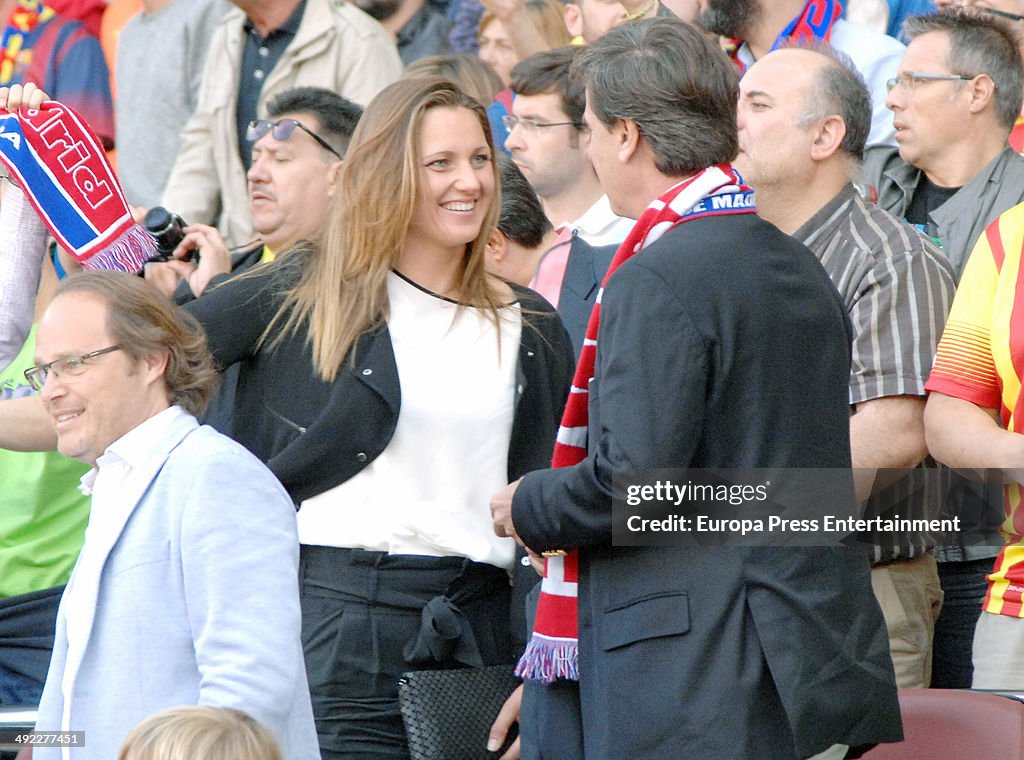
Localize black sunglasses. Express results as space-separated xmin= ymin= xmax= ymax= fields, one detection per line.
xmin=246 ymin=118 xmax=342 ymax=159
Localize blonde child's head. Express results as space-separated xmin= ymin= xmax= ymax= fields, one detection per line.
xmin=118 ymin=706 xmax=283 ymax=760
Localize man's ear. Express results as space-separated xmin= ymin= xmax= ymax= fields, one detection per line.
xmin=617 ymin=119 xmax=641 ymax=163
xmin=966 ymin=73 xmax=996 ymax=116
xmin=486 ymin=228 xmax=508 ymax=263
xmin=564 ymin=3 xmax=583 ymax=39
xmin=577 ymin=125 xmax=593 ymax=150
xmin=326 ymin=159 xmax=343 ymax=196
xmin=142 ymin=351 xmax=170 ymax=386
xmin=810 ymin=114 xmax=847 ymax=162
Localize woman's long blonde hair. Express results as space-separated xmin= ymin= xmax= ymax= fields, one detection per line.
xmin=264 ymin=78 xmax=504 ymax=382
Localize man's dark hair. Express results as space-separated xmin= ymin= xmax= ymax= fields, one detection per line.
xmin=699 ymin=0 xmax=760 ymax=40
xmin=510 ymin=46 xmax=586 ymax=127
xmin=904 ymin=8 xmax=1024 ymax=131
xmin=266 ymin=87 xmax=364 ymax=158
xmin=498 ymin=154 xmax=551 ymax=248
xmin=571 ymin=18 xmax=739 ymax=176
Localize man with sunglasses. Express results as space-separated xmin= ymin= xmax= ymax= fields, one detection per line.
xmin=159 ymin=0 xmax=401 ymax=250
xmin=145 ymin=87 xmax=361 ymax=305
xmin=23 ymin=271 xmax=320 ymax=759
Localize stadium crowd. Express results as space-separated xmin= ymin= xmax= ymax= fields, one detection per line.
xmin=4 ymin=0 xmax=1024 ymax=758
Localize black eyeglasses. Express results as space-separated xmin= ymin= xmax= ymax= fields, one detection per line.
xmin=501 ymin=115 xmax=583 ymax=134
xmin=246 ymin=119 xmax=343 ymax=159
xmin=24 ymin=345 xmax=122 ymax=392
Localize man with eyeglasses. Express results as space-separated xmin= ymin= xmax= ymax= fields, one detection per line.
xmin=864 ymin=5 xmax=1024 ymax=691
xmin=865 ymin=7 xmax=1024 ymax=277
xmin=21 ymin=271 xmax=320 ymax=759
xmin=144 ymin=86 xmax=361 ymax=305
xmin=934 ymin=0 xmax=1024 ymax=149
xmin=504 ymin=47 xmax=631 ymax=353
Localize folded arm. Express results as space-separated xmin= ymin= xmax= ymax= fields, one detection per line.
xmin=925 ymin=392 xmax=1024 ymax=483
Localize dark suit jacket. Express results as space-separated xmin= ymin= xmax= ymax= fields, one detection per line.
xmin=512 ymin=214 xmax=902 ymax=759
xmin=186 ymin=256 xmax=575 ymax=504
xmin=557 ymin=235 xmax=617 ymax=357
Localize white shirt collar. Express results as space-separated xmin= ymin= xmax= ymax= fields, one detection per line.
xmin=78 ymin=406 xmax=188 ymax=494
xmin=569 ymin=195 xmax=625 ymax=238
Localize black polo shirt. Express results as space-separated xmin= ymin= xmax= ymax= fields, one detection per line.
xmin=236 ymin=0 xmax=306 ymax=170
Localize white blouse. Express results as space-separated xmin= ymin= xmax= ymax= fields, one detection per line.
xmin=297 ymin=271 xmax=523 ymax=569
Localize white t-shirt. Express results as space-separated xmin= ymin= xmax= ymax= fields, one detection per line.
xmin=298 ymin=272 xmax=522 ymax=569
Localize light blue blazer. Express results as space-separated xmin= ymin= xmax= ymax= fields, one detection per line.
xmin=33 ymin=410 xmax=320 ymax=759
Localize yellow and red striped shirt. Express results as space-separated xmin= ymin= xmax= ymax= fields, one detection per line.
xmin=926 ymin=203 xmax=1024 ymax=616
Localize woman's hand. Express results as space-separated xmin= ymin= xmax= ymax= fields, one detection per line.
xmin=488 ymin=683 xmax=523 ymax=759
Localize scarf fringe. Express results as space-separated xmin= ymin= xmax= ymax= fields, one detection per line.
xmin=0 ymin=100 xmax=145 ymax=271
xmin=81 ymin=223 xmax=157 ymax=273
xmin=515 ymin=637 xmax=579 ymax=684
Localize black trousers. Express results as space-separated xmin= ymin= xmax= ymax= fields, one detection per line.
xmin=0 ymin=585 xmax=63 ymax=706
xmin=519 ymin=582 xmax=585 ymax=760
xmin=300 ymin=546 xmax=514 ymax=759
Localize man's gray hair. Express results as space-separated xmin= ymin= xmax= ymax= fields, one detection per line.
xmin=785 ymin=42 xmax=872 ymax=163
xmin=904 ymin=8 xmax=1024 ymax=131
xmin=570 ymin=18 xmax=739 ymax=176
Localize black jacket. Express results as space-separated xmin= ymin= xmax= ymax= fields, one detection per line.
xmin=185 ymin=257 xmax=574 ymax=504
xmin=513 ymin=214 xmax=903 ymax=759
xmin=556 ymin=234 xmax=617 ymax=357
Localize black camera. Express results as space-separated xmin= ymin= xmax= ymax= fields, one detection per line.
xmin=143 ymin=206 xmax=195 ymax=262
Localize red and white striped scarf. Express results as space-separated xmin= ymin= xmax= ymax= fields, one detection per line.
xmin=516 ymin=164 xmax=756 ymax=683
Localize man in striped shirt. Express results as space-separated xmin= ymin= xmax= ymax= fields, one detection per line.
xmin=738 ymin=44 xmax=957 ymax=687
xmin=925 ymin=203 xmax=1024 ymax=688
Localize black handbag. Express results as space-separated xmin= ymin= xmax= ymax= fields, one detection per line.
xmin=398 ymin=665 xmax=520 ymax=760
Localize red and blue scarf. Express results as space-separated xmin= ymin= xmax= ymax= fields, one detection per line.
xmin=0 ymin=100 xmax=154 ymax=272
xmin=516 ymin=164 xmax=756 ymax=683
xmin=724 ymin=0 xmax=843 ymax=74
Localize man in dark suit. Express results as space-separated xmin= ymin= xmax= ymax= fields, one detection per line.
xmin=491 ymin=18 xmax=902 ymax=760
xmin=555 ymin=235 xmax=615 ymax=357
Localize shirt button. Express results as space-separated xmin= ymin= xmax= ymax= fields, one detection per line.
xmin=356 ymin=452 xmax=368 ymax=462
xmin=520 ymin=555 xmax=531 ymax=567
xmin=258 ymin=46 xmax=269 ymax=57
xmin=361 ymin=368 xmax=373 ymax=376
xmin=527 ymin=350 xmax=535 ymax=357
xmin=254 ymin=69 xmax=265 ymax=80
